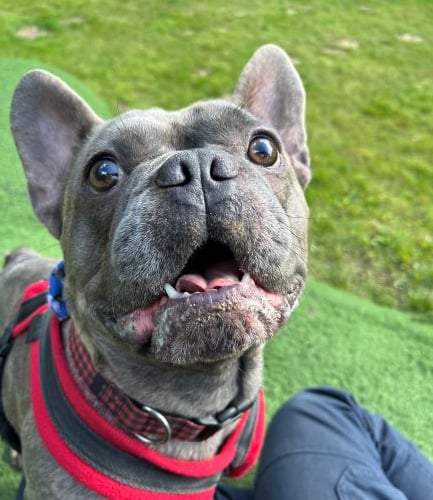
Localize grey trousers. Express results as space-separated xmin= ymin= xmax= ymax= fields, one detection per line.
xmin=216 ymin=387 xmax=433 ymax=499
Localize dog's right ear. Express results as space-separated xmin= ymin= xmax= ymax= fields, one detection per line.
xmin=233 ymin=45 xmax=310 ymax=189
xmin=10 ymin=70 xmax=102 ymax=239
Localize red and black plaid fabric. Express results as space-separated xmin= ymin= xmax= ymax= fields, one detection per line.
xmin=68 ymin=327 xmax=215 ymax=442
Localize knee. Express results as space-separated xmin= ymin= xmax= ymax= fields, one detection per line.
xmin=263 ymin=386 xmax=369 ymax=459
xmin=273 ymin=386 xmax=360 ymax=424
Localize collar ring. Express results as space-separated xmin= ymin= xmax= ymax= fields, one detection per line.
xmin=134 ymin=405 xmax=172 ymax=445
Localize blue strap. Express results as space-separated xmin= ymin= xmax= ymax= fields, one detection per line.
xmin=47 ymin=261 xmax=69 ymax=321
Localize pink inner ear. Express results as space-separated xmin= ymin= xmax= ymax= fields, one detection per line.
xmin=232 ymin=45 xmax=309 ymax=189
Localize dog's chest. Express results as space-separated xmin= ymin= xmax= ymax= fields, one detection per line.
xmin=1 ymin=281 xmax=265 ymax=499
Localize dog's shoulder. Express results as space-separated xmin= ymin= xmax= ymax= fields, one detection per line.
xmin=0 ymin=248 xmax=55 ymax=329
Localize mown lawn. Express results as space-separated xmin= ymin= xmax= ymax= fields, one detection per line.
xmin=0 ymin=0 xmax=431 ymax=312
xmin=0 ymin=0 xmax=432 ymax=497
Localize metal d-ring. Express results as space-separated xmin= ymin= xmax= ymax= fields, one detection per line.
xmin=134 ymin=405 xmax=172 ymax=445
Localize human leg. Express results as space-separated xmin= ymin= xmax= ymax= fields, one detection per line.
xmin=253 ymin=387 xmax=433 ymax=500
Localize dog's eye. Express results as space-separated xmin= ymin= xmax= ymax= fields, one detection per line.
xmin=88 ymin=158 xmax=121 ymax=193
xmin=247 ymin=135 xmax=279 ymax=167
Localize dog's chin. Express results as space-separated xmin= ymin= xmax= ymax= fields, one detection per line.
xmin=115 ymin=275 xmax=304 ymax=365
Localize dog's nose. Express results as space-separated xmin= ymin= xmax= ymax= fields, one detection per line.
xmin=155 ymin=150 xmax=238 ymax=188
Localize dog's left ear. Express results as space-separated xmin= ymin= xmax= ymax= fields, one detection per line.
xmin=10 ymin=70 xmax=102 ymax=238
xmin=233 ymin=45 xmax=310 ymax=189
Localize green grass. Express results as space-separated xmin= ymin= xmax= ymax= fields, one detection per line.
xmin=0 ymin=0 xmax=432 ymax=497
xmin=0 ymin=0 xmax=431 ymax=312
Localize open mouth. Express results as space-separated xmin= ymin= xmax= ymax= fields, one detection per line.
xmin=116 ymin=239 xmax=304 ymax=360
xmin=164 ymin=240 xmax=248 ymax=298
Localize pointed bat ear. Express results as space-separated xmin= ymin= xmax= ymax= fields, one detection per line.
xmin=10 ymin=70 xmax=102 ymax=238
xmin=233 ymin=45 xmax=310 ymax=189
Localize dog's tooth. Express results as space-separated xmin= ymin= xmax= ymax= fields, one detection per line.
xmin=164 ymin=284 xmax=192 ymax=299
xmin=241 ymin=272 xmax=251 ymax=284
xmin=164 ymin=283 xmax=181 ymax=299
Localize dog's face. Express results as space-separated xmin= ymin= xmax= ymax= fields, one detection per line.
xmin=11 ymin=45 xmax=309 ymax=366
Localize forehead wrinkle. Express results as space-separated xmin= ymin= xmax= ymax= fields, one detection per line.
xmin=172 ymin=100 xmax=258 ymax=150
xmin=84 ymin=102 xmax=260 ymax=165
xmin=90 ymin=111 xmax=173 ymax=163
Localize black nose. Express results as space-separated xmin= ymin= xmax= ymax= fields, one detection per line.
xmin=155 ymin=150 xmax=238 ymax=188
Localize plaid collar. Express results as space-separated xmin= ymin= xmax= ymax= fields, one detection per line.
xmin=68 ymin=327 xmax=234 ymax=443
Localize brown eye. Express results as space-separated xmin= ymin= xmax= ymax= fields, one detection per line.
xmin=88 ymin=158 xmax=121 ymax=193
xmin=247 ymin=135 xmax=279 ymax=167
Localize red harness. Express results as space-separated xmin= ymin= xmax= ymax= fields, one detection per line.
xmin=9 ymin=281 xmax=265 ymax=499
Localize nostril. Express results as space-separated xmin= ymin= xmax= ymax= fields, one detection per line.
xmin=156 ymin=157 xmax=193 ymax=188
xmin=210 ymin=157 xmax=238 ymax=181
xmin=179 ymin=161 xmax=192 ymax=186
xmin=156 ymin=151 xmax=237 ymax=187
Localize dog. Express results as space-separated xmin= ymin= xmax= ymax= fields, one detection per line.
xmin=0 ymin=45 xmax=309 ymax=499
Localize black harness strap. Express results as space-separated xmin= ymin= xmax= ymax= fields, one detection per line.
xmin=15 ymin=294 xmax=48 ymax=326
xmin=0 ymin=292 xmax=48 ymax=453
xmin=227 ymin=395 xmax=259 ymax=472
xmin=0 ymin=320 xmax=21 ymax=452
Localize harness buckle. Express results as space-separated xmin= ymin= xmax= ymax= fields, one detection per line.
xmin=134 ymin=405 xmax=172 ymax=445
xmin=193 ymin=397 xmax=257 ymax=428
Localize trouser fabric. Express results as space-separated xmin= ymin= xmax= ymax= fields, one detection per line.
xmin=216 ymin=387 xmax=433 ymax=499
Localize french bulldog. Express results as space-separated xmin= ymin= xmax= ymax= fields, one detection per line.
xmin=0 ymin=45 xmax=309 ymax=498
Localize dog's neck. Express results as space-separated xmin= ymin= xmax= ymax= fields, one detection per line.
xmin=62 ymin=319 xmax=263 ymax=460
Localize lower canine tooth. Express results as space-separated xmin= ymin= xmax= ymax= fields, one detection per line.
xmin=241 ymin=272 xmax=251 ymax=283
xmin=164 ymin=283 xmax=184 ymax=299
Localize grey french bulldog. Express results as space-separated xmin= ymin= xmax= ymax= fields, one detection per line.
xmin=0 ymin=45 xmax=309 ymax=499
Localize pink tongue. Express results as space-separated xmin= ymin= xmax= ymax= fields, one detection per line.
xmin=175 ymin=274 xmax=208 ymax=293
xmin=175 ymin=260 xmax=240 ymax=293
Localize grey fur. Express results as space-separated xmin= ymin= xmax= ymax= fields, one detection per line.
xmin=1 ymin=45 xmax=309 ymax=498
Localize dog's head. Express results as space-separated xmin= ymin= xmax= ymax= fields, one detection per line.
xmin=11 ymin=45 xmax=309 ymax=366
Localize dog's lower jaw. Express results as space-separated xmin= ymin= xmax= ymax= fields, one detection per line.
xmin=107 ymin=273 xmax=305 ymax=366
xmin=150 ymin=275 xmax=303 ymax=365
